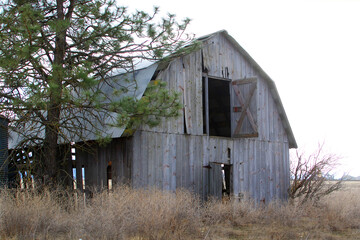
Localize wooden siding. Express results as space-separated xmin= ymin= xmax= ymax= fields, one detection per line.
xmin=129 ymin=131 xmax=289 ymax=201
xmin=130 ymin=33 xmax=291 ymax=201
xmin=202 ymin=33 xmax=289 ymax=143
xmin=231 ymin=78 xmax=258 ymax=137
xmin=137 ymin=60 xmax=184 ymax=134
xmin=232 ymin=139 xmax=290 ymax=202
xmin=183 ymin=51 xmax=203 ymax=135
xmin=74 ymin=32 xmax=292 ymax=202
xmin=75 ymin=138 xmax=131 ymax=189
xmin=75 ymin=132 xmax=290 ymax=201
xmin=140 ymin=32 xmax=289 ymax=145
xmin=138 ymin=51 xmax=203 ymax=135
xmin=257 ymin=74 xmax=289 ymax=143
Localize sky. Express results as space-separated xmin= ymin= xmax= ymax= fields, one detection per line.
xmin=123 ymin=0 xmax=360 ymax=176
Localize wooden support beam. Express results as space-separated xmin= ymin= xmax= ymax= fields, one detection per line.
xmin=204 ymin=76 xmax=209 ymax=135
xmin=233 ymin=133 xmax=259 ymax=138
xmin=232 ymin=78 xmax=257 ymax=85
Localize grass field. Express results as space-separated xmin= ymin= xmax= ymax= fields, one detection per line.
xmin=0 ymin=182 xmax=359 ymax=239
xmin=339 ymin=180 xmax=360 ymax=190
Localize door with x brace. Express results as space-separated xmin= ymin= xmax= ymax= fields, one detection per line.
xmin=231 ymin=78 xmax=258 ymax=138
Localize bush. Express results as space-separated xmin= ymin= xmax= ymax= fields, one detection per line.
xmin=288 ymin=143 xmax=343 ymax=205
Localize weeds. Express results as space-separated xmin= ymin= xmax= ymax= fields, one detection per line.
xmin=1 ymin=185 xmax=359 ymax=239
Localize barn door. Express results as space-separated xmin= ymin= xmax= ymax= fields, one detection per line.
xmin=208 ymin=162 xmax=223 ymax=199
xmin=231 ymin=78 xmax=258 ymax=138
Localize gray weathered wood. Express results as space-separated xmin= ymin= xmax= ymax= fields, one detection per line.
xmin=73 ymin=31 xmax=295 ymax=203
xmin=208 ymin=162 xmax=223 ymax=199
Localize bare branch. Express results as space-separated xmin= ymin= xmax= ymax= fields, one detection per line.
xmin=288 ymin=143 xmax=344 ymax=205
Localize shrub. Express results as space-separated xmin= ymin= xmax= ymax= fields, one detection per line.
xmin=288 ymin=143 xmax=343 ymax=205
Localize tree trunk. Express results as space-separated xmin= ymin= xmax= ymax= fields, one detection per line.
xmin=42 ymin=0 xmax=67 ymax=185
xmin=43 ymin=114 xmax=60 ymax=183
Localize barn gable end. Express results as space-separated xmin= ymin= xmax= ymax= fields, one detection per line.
xmin=139 ymin=31 xmax=296 ymax=148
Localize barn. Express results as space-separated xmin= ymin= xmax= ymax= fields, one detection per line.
xmin=69 ymin=30 xmax=297 ymax=202
xmin=7 ymin=30 xmax=296 ymax=202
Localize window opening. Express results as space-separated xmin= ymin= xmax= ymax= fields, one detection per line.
xmin=71 ymin=146 xmax=76 ymax=189
xmin=72 ymin=168 xmax=77 ymax=189
xmin=107 ymin=161 xmax=112 ymax=190
xmin=207 ymin=78 xmax=231 ymax=137
xmin=82 ymin=166 xmax=85 ymax=190
xmin=19 ymin=172 xmax=24 ymax=189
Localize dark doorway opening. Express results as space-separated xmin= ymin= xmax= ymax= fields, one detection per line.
xmin=203 ymin=77 xmax=231 ymax=137
xmin=222 ymin=164 xmax=232 ymax=197
xmin=107 ymin=161 xmax=112 ymax=190
xmin=208 ymin=162 xmax=232 ymax=199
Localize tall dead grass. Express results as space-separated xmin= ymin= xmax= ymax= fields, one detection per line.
xmin=0 ymin=186 xmax=202 ymax=240
xmin=0 ymin=188 xmax=76 ymax=239
xmin=78 ymin=187 xmax=202 ymax=239
xmin=1 ymin=185 xmax=359 ymax=239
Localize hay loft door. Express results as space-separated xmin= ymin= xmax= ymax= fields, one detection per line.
xmin=231 ymin=78 xmax=258 ymax=138
xmin=202 ymin=76 xmax=231 ymax=137
xmin=202 ymin=75 xmax=257 ymax=138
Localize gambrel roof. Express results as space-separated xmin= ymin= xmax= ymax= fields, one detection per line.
xmin=9 ymin=30 xmax=297 ymax=149
xmin=9 ymin=64 xmax=158 ymax=149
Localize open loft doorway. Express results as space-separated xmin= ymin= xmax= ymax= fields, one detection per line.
xmin=202 ymin=76 xmax=231 ymax=137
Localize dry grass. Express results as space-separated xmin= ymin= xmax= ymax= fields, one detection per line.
xmin=1 ymin=183 xmax=360 ymax=239
xmin=78 ymin=187 xmax=202 ymax=240
xmin=0 ymin=188 xmax=76 ymax=239
xmin=0 ymin=186 xmax=202 ymax=240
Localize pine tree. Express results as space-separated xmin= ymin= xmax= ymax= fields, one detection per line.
xmin=0 ymin=0 xmax=193 ymax=185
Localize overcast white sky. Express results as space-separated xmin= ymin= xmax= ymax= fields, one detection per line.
xmin=124 ymin=0 xmax=360 ymax=176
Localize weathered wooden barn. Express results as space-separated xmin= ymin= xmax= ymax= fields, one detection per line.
xmin=6 ymin=30 xmax=296 ymax=201
xmin=69 ymin=30 xmax=297 ymax=202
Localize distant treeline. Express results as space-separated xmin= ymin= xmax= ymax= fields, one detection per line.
xmin=343 ymin=175 xmax=360 ymax=181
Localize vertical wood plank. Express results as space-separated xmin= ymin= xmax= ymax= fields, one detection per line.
xmin=189 ymin=136 xmax=195 ymax=191
xmin=259 ymin=141 xmax=266 ymax=202
xmin=169 ymin=134 xmax=177 ymax=191
xmin=209 ymin=162 xmax=222 ymax=200
xmin=232 ymin=139 xmax=240 ymax=197
xmin=176 ymin=134 xmax=183 ymax=188
xmin=141 ymin=132 xmax=148 ymax=187
xmin=163 ymin=133 xmax=170 ymax=190
xmin=194 ymin=136 xmax=202 ymax=195
xmin=156 ymin=133 xmax=163 ymax=189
